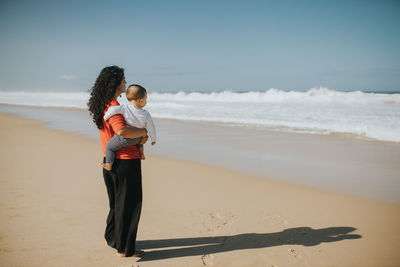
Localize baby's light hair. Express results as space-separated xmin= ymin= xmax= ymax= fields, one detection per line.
xmin=126 ymin=84 xmax=147 ymax=101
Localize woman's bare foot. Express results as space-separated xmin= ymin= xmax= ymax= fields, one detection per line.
xmin=101 ymin=162 xmax=113 ymax=171
xmin=116 ymin=249 xmax=144 ymax=258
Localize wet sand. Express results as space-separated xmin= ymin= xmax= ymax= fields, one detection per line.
xmin=1 ymin=104 xmax=400 ymax=203
xmin=1 ymin=113 xmax=400 ymax=266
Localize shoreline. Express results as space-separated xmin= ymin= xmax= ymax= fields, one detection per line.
xmin=1 ymin=102 xmax=399 ymax=145
xmin=0 ymin=110 xmax=396 ymax=205
xmin=1 ymin=104 xmax=400 ymax=204
xmin=1 ymin=112 xmax=399 ymax=266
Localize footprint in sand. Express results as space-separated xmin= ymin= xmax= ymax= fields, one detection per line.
xmin=0 ymin=247 xmax=12 ymax=253
xmin=288 ymin=248 xmax=302 ymax=259
xmin=210 ymin=212 xmax=235 ymax=231
xmin=198 ymin=211 xmax=237 ymax=233
xmin=8 ymin=213 xmax=22 ymax=219
xmin=201 ymin=253 xmax=214 ymax=266
xmin=267 ymin=213 xmax=291 ymax=225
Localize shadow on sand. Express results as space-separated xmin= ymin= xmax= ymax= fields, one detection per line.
xmin=136 ymin=226 xmax=361 ymax=262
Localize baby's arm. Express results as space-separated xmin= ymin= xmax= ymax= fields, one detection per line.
xmin=145 ymin=112 xmax=157 ymax=145
xmin=104 ymin=105 xmax=123 ymax=121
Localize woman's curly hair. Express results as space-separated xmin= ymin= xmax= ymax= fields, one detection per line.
xmin=87 ymin=66 xmax=124 ymax=129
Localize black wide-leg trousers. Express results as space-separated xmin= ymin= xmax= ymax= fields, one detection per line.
xmin=103 ymin=158 xmax=142 ymax=256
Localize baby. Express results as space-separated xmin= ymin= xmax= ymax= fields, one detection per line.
xmin=102 ymin=84 xmax=156 ymax=171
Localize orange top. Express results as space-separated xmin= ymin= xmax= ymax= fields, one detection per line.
xmin=99 ymin=100 xmax=140 ymax=159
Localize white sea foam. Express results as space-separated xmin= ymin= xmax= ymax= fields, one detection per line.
xmin=0 ymin=91 xmax=89 ymax=108
xmin=1 ymin=88 xmax=399 ymax=142
xmin=150 ymin=87 xmax=400 ymax=104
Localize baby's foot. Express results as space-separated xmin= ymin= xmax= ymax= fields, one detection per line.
xmin=140 ymin=154 xmax=146 ymax=160
xmin=101 ymin=162 xmax=113 ymax=171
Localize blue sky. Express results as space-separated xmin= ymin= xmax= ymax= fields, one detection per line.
xmin=0 ymin=0 xmax=399 ymax=92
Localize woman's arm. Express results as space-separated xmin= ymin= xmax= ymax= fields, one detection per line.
xmin=107 ymin=111 xmax=148 ymax=142
xmin=118 ymin=125 xmax=148 ymax=140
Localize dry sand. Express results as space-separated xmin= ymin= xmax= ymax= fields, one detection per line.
xmin=0 ymin=113 xmax=399 ymax=267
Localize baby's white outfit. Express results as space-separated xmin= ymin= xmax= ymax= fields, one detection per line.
xmin=104 ymin=104 xmax=157 ymax=143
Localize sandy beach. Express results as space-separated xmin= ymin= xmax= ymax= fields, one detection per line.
xmin=1 ymin=112 xmax=400 ymax=267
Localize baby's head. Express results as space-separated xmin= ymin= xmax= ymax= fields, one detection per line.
xmin=126 ymin=84 xmax=147 ymax=108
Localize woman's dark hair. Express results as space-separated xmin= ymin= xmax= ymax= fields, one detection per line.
xmin=87 ymin=65 xmax=124 ymax=129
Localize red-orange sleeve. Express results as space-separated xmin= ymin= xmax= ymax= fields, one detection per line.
xmin=108 ymin=113 xmax=126 ymax=133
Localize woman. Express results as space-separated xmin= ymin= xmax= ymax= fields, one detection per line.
xmin=87 ymin=66 xmax=148 ymax=257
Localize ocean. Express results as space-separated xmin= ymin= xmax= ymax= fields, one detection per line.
xmin=1 ymin=87 xmax=399 ymax=142
xmin=1 ymin=88 xmax=400 ymax=203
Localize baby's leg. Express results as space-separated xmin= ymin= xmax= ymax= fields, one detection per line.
xmin=137 ymin=144 xmax=145 ymax=160
xmin=103 ymin=135 xmax=142 ymax=170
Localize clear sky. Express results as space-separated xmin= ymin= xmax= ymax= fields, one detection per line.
xmin=0 ymin=0 xmax=399 ymax=92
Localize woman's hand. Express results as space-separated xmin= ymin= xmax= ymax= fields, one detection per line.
xmin=139 ymin=135 xmax=148 ymax=144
